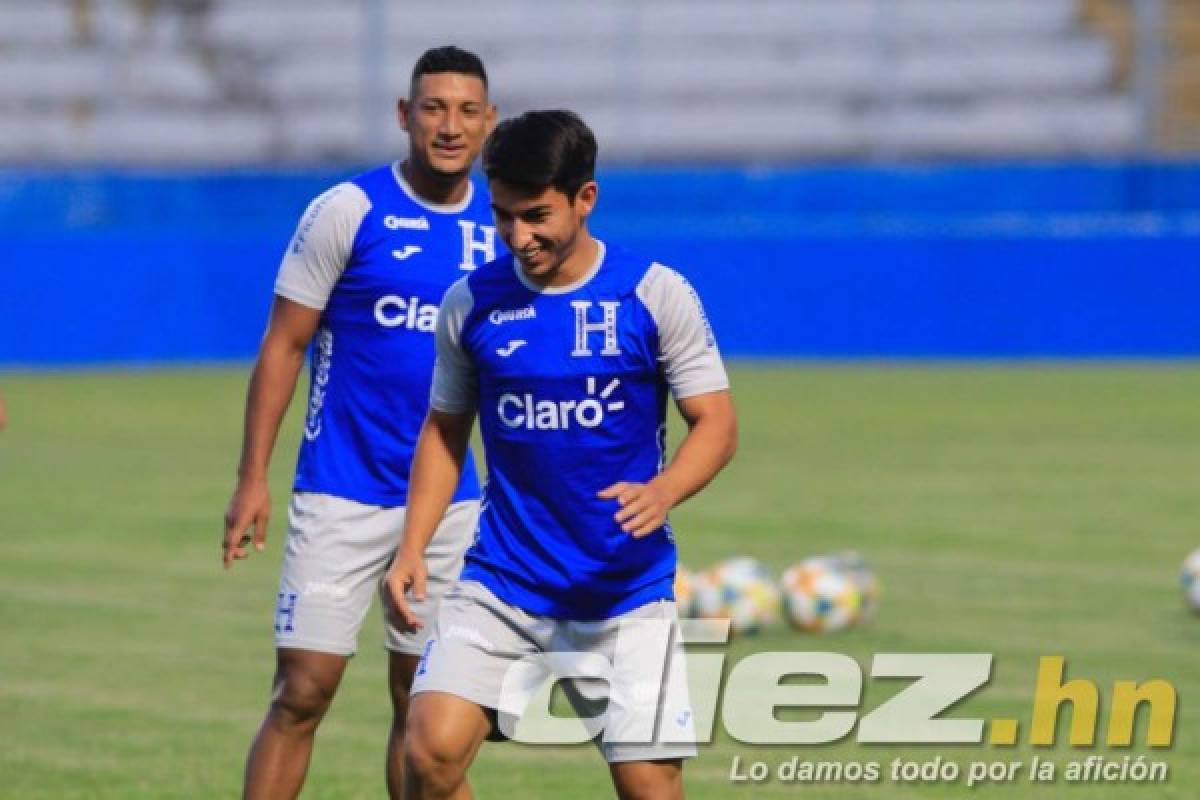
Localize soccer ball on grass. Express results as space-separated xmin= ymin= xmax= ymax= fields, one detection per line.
xmin=780 ymin=559 xmax=862 ymax=634
xmin=691 ymin=557 xmax=780 ymax=635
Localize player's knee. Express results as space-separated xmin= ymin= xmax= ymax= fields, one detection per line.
xmin=269 ymin=671 xmax=336 ymax=729
xmin=404 ymin=728 xmax=468 ymax=793
xmin=613 ymin=762 xmax=683 ymax=800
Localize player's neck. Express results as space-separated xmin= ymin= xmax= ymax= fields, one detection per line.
xmin=400 ymin=160 xmax=470 ymax=207
xmin=543 ymin=232 xmax=600 ymax=290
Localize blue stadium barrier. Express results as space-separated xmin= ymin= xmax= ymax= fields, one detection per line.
xmin=1 ymin=164 xmax=1198 ymax=364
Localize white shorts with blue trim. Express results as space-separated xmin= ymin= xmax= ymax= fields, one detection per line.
xmin=273 ymin=492 xmax=478 ymax=657
xmin=411 ymin=579 xmax=698 ymax=763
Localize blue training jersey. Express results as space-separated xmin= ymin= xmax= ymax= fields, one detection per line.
xmin=430 ymin=241 xmax=729 ymax=618
xmin=273 ymin=163 xmax=504 ymax=507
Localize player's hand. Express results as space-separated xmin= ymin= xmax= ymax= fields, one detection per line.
xmin=384 ymin=547 xmax=428 ymax=633
xmin=222 ymin=477 xmax=270 ymax=568
xmin=598 ymin=479 xmax=677 ymax=538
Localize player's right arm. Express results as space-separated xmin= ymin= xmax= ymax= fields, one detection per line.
xmin=221 ymin=182 xmax=369 ymax=568
xmin=385 ymin=277 xmax=478 ymax=629
xmin=222 ymin=298 xmax=322 ymax=568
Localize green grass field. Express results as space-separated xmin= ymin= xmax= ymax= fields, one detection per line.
xmin=1 ymin=363 xmax=1197 ymax=798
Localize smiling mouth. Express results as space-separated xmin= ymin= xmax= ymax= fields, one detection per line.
xmin=518 ymin=248 xmax=546 ymax=267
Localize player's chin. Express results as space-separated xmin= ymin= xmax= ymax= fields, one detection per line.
xmin=426 ymin=151 xmax=472 ymax=177
xmin=517 ymin=250 xmax=554 ymax=275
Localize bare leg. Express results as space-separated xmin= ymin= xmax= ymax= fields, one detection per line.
xmin=609 ymin=759 xmax=685 ymax=800
xmin=243 ymin=648 xmax=349 ymax=800
xmin=386 ymin=652 xmax=420 ymax=799
xmin=404 ymin=691 xmax=492 ymax=800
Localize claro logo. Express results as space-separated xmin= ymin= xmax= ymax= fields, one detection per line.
xmin=497 ymin=376 xmax=624 ymax=431
xmin=375 ymin=295 xmax=438 ymax=332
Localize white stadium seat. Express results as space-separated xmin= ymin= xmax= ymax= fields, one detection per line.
xmin=259 ymin=55 xmax=361 ymax=103
xmin=871 ymin=97 xmax=1140 ymax=155
xmin=0 ymin=51 xmax=111 ymax=105
xmin=89 ymin=110 xmax=274 ymax=163
xmin=0 ymin=113 xmax=80 ymax=161
xmin=278 ymin=101 xmax=370 ymax=160
xmin=118 ymin=50 xmax=222 ymax=105
xmin=891 ymin=38 xmax=1114 ymax=98
xmin=0 ymin=3 xmax=77 ymax=46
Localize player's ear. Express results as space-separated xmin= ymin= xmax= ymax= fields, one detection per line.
xmin=574 ymin=181 xmax=598 ymax=217
xmin=485 ymin=103 xmax=498 ymax=135
xmin=397 ymin=98 xmax=411 ymax=132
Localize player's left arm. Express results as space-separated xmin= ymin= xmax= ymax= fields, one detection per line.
xmin=601 ymin=389 xmax=737 ymax=537
xmin=600 ymin=264 xmax=737 ymax=537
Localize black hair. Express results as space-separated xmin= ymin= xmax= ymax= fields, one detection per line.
xmin=410 ymin=45 xmax=488 ymax=95
xmin=482 ymin=110 xmax=597 ymax=199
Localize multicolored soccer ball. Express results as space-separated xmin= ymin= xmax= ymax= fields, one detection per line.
xmin=1181 ymin=548 xmax=1200 ymax=614
xmin=780 ymin=560 xmax=862 ymax=633
xmin=803 ymin=551 xmax=881 ymax=622
xmin=715 ymin=556 xmax=773 ymax=586
xmin=728 ymin=576 xmax=782 ymax=634
xmin=692 ymin=557 xmax=780 ymax=634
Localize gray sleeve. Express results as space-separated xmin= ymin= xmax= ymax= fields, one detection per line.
xmin=637 ymin=263 xmax=730 ymax=399
xmin=273 ymin=182 xmax=371 ymax=310
xmin=429 ymin=278 xmax=479 ymax=413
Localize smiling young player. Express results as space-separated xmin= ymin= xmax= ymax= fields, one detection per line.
xmin=220 ymin=46 xmax=501 ymax=799
xmin=385 ymin=110 xmax=738 ymax=799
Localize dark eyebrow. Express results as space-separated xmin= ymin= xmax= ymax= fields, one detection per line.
xmin=491 ymin=203 xmax=552 ymax=215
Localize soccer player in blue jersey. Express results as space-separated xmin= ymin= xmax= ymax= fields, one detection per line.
xmin=385 ymin=110 xmax=738 ymax=799
xmin=220 ymin=46 xmax=501 ymax=799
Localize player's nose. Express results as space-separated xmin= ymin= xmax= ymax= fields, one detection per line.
xmin=439 ymin=109 xmax=464 ymax=136
xmin=508 ymin=220 xmax=535 ymax=250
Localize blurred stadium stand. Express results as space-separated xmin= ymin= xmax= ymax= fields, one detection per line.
xmin=2 ymin=2 xmax=1197 ymax=365
xmin=3 ymin=0 xmax=1194 ymax=163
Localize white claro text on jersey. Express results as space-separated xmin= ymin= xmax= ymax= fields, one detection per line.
xmin=497 ymin=376 xmax=625 ymax=431
xmin=374 ymin=295 xmax=439 ymax=331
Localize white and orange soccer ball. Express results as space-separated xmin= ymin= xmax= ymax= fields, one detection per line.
xmin=692 ymin=557 xmax=780 ymax=634
xmin=803 ymin=551 xmax=881 ymax=623
xmin=727 ymin=575 xmax=782 ymax=635
xmin=1181 ymin=548 xmax=1200 ymax=614
xmin=780 ymin=560 xmax=862 ymax=633
xmin=715 ymin=556 xmax=772 ymax=587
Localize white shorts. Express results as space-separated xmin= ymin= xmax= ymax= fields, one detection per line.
xmin=411 ymin=580 xmax=698 ymax=763
xmin=273 ymin=492 xmax=478 ymax=657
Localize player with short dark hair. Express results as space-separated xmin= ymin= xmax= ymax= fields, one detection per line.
xmin=221 ymin=45 xmax=501 ymax=800
xmin=409 ymin=44 xmax=488 ymax=95
xmin=386 ymin=109 xmax=738 ymax=799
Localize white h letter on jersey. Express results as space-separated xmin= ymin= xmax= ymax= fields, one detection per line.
xmin=571 ymin=301 xmax=622 ymax=357
xmin=458 ymin=220 xmax=497 ymax=271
